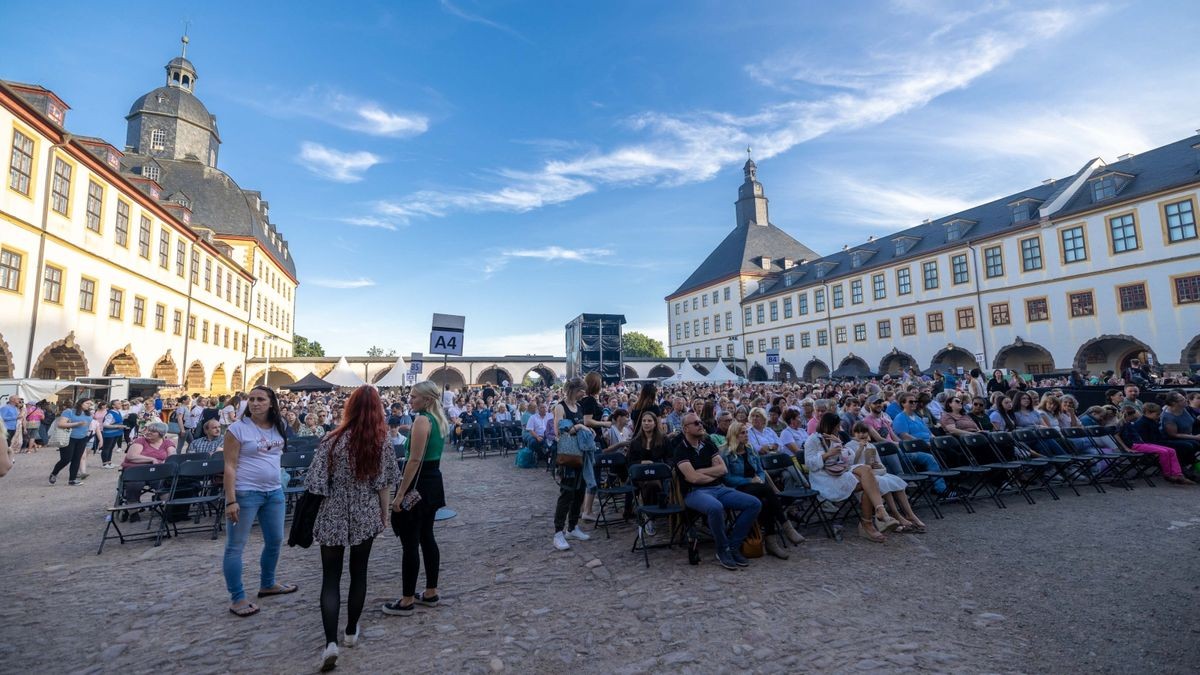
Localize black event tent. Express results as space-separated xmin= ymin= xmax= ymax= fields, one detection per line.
xmin=281 ymin=373 xmax=336 ymax=392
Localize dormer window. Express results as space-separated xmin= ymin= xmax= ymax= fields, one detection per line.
xmin=758 ymin=256 xmax=771 ymax=270
xmin=893 ymin=236 xmax=920 ymax=256
xmin=143 ymin=165 xmax=160 ymax=182
xmin=1012 ymin=203 xmax=1031 ymax=223
xmin=783 ymin=273 xmax=793 ymax=286
xmin=851 ymin=251 xmax=863 ymax=268
xmin=1090 ymin=172 xmax=1132 ymax=202
xmin=943 ymin=218 xmax=976 ymax=242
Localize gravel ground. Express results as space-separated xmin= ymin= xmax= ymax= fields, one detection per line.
xmin=0 ymin=447 xmax=1197 ymax=674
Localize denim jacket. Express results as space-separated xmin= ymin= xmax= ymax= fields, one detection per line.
xmin=722 ymin=449 xmax=766 ymax=486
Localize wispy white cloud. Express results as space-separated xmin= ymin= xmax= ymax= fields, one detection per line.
xmin=339 ymin=216 xmax=400 ymax=231
xmin=814 ymin=172 xmax=982 ymax=232
xmin=309 ymin=277 xmax=377 ymax=289
xmin=269 ymin=87 xmax=430 ymax=138
xmin=297 ymin=142 xmax=383 ymax=183
xmin=501 ymin=246 xmax=613 ymax=261
xmin=376 ymin=6 xmax=1084 ymax=221
xmin=438 ymin=0 xmax=531 ymax=43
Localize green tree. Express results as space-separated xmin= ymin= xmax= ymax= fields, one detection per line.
xmin=365 ymin=346 xmax=396 ymax=358
xmin=621 ymin=331 xmax=665 ymax=358
xmin=293 ymin=334 xmax=325 ymax=357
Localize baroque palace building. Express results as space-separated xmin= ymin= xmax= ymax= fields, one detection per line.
xmin=0 ymin=38 xmax=297 ymax=393
xmin=668 ymin=137 xmax=1200 ymax=382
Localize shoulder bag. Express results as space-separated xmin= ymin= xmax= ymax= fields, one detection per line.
xmin=287 ymin=441 xmax=333 ymax=549
xmin=556 ymin=428 xmax=583 ymax=469
xmin=741 ymin=523 xmax=764 ymax=558
xmin=391 ymin=444 xmax=425 ymax=536
xmin=49 ymin=417 xmax=72 ymax=448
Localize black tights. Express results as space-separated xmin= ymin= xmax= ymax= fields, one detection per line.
xmin=320 ymin=537 xmax=374 ymax=645
xmin=51 ymin=436 xmax=88 ymax=481
xmin=397 ymin=508 xmax=439 ymax=599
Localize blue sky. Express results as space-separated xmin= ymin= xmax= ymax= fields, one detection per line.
xmin=3 ymin=1 xmax=1198 ymax=356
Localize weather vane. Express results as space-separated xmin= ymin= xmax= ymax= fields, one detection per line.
xmin=181 ymin=20 xmax=191 ymax=57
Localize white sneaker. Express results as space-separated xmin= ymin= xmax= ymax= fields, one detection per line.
xmin=644 ymin=520 xmax=656 ymax=536
xmin=553 ymin=531 xmax=570 ymax=550
xmin=102 ymin=463 xmax=114 ymax=469
xmin=344 ymin=626 xmax=360 ymax=648
xmin=320 ymin=642 xmax=339 ymax=671
xmin=566 ymin=526 xmax=590 ymax=541
xmin=580 ymin=512 xmax=597 ymax=522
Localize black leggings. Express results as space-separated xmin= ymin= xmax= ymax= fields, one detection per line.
xmin=396 ymin=508 xmax=439 ymax=598
xmin=553 ymin=470 xmax=585 ymax=533
xmin=320 ymin=538 xmax=374 ymax=645
xmin=100 ymin=435 xmax=120 ymax=463
xmin=736 ymin=481 xmax=784 ymax=534
xmin=51 ymin=436 xmax=88 ymax=481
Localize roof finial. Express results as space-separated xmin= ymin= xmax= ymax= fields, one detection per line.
xmin=746 ymin=146 xmax=753 ymax=160
xmin=181 ymin=21 xmax=191 ymax=58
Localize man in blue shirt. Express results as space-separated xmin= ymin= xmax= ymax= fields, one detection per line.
xmin=889 ymin=395 xmax=949 ymax=494
xmin=0 ymin=396 xmax=20 ymax=443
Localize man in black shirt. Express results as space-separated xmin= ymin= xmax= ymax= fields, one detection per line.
xmin=673 ymin=413 xmax=761 ymax=570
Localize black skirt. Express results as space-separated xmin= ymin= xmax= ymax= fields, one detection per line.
xmin=411 ymin=461 xmax=446 ymax=511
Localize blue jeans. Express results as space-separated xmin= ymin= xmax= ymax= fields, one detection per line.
xmin=684 ymin=485 xmax=761 ymax=552
xmin=223 ymin=487 xmax=285 ymax=603
xmin=881 ymin=451 xmax=948 ymax=494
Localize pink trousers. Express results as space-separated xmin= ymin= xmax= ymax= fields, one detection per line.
xmin=1132 ymin=443 xmax=1183 ymax=477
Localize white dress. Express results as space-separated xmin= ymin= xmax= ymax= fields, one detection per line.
xmin=803 ymin=434 xmax=860 ymax=502
xmin=845 ymin=440 xmax=907 ymax=494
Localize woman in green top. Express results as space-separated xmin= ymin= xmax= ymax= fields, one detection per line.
xmin=384 ymin=380 xmax=448 ymax=616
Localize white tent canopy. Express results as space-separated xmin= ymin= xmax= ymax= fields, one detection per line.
xmin=670 ymin=357 xmax=708 ymax=384
xmin=704 ymin=359 xmax=745 ymax=384
xmin=322 ymin=357 xmax=367 ymax=388
xmin=373 ymin=357 xmax=410 ymax=388
xmin=0 ymin=379 xmax=88 ymax=402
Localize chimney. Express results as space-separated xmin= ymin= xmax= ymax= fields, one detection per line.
xmin=867 ymin=235 xmax=876 ymax=243
xmin=1042 ymin=178 xmax=1055 ymax=185
xmin=1117 ymin=153 xmax=1133 ymax=161
xmin=842 ymin=244 xmax=849 ymax=251
xmin=922 ymin=219 xmax=931 ymax=225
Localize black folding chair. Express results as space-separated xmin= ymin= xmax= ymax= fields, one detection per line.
xmin=875 ymin=442 xmax=942 ymax=519
xmin=210 ymin=450 xmax=224 ymax=462
xmin=760 ymin=452 xmax=832 ymax=538
xmin=959 ymin=433 xmax=1033 ymax=505
xmin=931 ymin=436 xmax=1003 ymax=509
xmin=281 ymin=451 xmax=315 ymax=512
xmin=459 ymin=422 xmax=483 ymax=459
xmin=166 ymin=452 xmax=210 ymax=465
xmin=162 ymin=459 xmax=226 ymax=540
xmin=98 ymin=463 xmax=176 ymax=554
xmin=628 ymin=463 xmax=685 ymax=568
xmin=1090 ymin=425 xmax=1157 ymax=487
xmin=986 ymin=431 xmax=1059 ymax=501
xmin=1012 ymin=428 xmax=1079 ymax=496
xmin=899 ymin=439 xmax=968 ymax=513
xmin=1038 ymin=427 xmax=1105 ymax=494
xmin=1060 ymin=426 xmax=1133 ymax=490
xmin=287 ymin=435 xmax=320 ymax=455
xmin=594 ymin=452 xmax=634 ymax=538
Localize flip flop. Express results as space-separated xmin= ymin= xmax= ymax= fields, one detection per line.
xmin=257 ymin=583 xmax=298 ymax=598
xmin=229 ymin=602 xmax=259 ymax=617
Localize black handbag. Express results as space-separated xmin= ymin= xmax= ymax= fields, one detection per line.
xmin=287 ymin=440 xmax=329 ymax=549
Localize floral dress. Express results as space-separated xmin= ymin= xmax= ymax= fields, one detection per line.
xmin=305 ymin=432 xmax=400 ymax=547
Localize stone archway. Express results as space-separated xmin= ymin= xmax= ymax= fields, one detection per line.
xmin=1182 ymin=334 xmax=1200 ymax=368
xmin=929 ymin=345 xmax=979 ymax=372
xmin=211 ymin=364 xmax=228 ymax=394
xmin=33 ymin=332 xmax=89 ymax=380
xmin=523 ymin=365 xmax=557 ymax=387
xmin=103 ymin=345 xmax=141 ymax=377
xmin=833 ymin=355 xmax=871 ymax=378
xmin=647 ymin=364 xmax=675 ymax=379
xmin=231 ymin=366 xmax=244 ymax=392
xmin=879 ymin=348 xmax=918 ymax=376
xmin=476 ymin=366 xmax=512 ymax=386
xmin=428 ymin=366 xmax=466 ymax=391
xmin=778 ymin=361 xmax=797 ymax=382
xmin=0 ymin=331 xmax=14 ymax=378
xmin=1074 ymin=334 xmax=1156 ymax=375
xmin=802 ymin=358 xmax=830 ymax=381
xmin=250 ymin=368 xmax=297 ymax=389
xmin=185 ymin=361 xmax=206 ymax=392
xmin=316 ymin=365 xmax=335 ymax=378
xmin=152 ymin=353 xmax=179 ymax=385
xmin=748 ymin=364 xmax=769 ymax=382
xmin=994 ymin=338 xmax=1056 ymax=375
xmin=729 ymin=365 xmax=745 ymax=378
xmin=623 ymin=364 xmax=638 ymax=380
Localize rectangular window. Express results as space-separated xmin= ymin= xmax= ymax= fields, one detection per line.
xmin=674 ymin=303 xmax=679 ymax=315
xmin=990 ymin=303 xmax=1011 ymax=326
xmin=744 ymin=306 xmax=752 ymax=327
xmin=758 ymin=338 xmax=767 ymax=352
xmin=724 ymin=287 xmax=731 ymax=301
xmin=769 ymin=301 xmax=778 ymax=321
xmin=951 ymin=254 xmax=969 ymax=284
xmin=901 ymin=316 xmax=916 ymax=336
xmin=746 ymin=340 xmax=753 ymax=354
xmin=713 ymin=291 xmax=719 ymax=305
xmin=984 ymin=246 xmax=1004 ymax=278
xmin=756 ymin=303 xmax=765 ymax=323
xmin=0 ymin=249 xmax=21 ymax=292
xmin=835 ymin=326 xmax=847 ymax=344
xmin=132 ymin=296 xmax=146 ymax=326
xmin=158 ymin=228 xmax=170 ymax=268
xmin=1093 ymin=176 xmax=1116 ymax=201
xmin=176 ymin=241 xmax=186 ymax=276
xmin=138 ymin=217 xmax=151 ymax=258
xmin=224 ymin=328 xmax=230 ymax=348
xmin=1117 ymin=283 xmax=1147 ymax=312
xmin=114 ymin=201 xmax=129 ymax=246
xmin=956 ymin=307 xmax=975 ymax=329
xmin=684 ymin=323 xmax=690 ymax=338
xmin=770 ymin=337 xmax=779 ymax=350
xmin=798 ymin=293 xmax=808 ymax=315
xmin=675 ymin=325 xmax=681 ymax=341
xmin=715 ymin=345 xmax=722 ymax=358
xmin=1060 ymin=225 xmax=1087 ymax=263
xmin=850 ymin=279 xmax=863 ymax=304
xmin=702 ymin=294 xmax=707 ymax=307
xmin=725 ymin=312 xmax=732 ymax=331
xmin=79 ymin=277 xmax=95 ymax=311
xmin=188 ymin=315 xmax=196 ymax=339
xmin=927 ymin=311 xmax=944 ymax=332
xmin=785 ymin=334 xmax=795 ymax=349
xmin=1026 ymin=297 xmax=1049 ymax=322
xmin=897 ymin=268 xmax=912 ymax=295
xmin=683 ymin=301 xmax=688 ymax=314
xmin=782 ymin=297 xmax=793 ymax=319
xmin=1175 ymin=274 xmax=1200 ymax=304
xmin=50 ymin=157 xmax=71 ymax=214
xmin=703 ymin=317 xmax=710 ymax=334
xmin=42 ymin=265 xmax=62 ymax=303
xmin=872 ymin=274 xmax=886 ymax=300
xmin=713 ymin=313 xmax=721 ymax=333
xmin=173 ymin=310 xmax=183 ymax=336
xmin=216 ymin=268 xmax=223 ymax=298
xmin=85 ymin=181 xmax=103 ymax=232
xmin=692 ymin=298 xmax=697 ymax=310
xmin=190 ymin=251 xmax=200 ymax=284
xmin=202 ymin=320 xmax=209 ymax=343
xmin=9 ymin=129 xmax=34 ymax=195
xmin=801 ymin=332 xmax=811 ymax=348
xmin=1164 ymin=199 xmax=1198 ymax=242
xmin=1108 ymin=213 xmax=1139 ymax=253
xmin=877 ymin=320 xmax=891 ymax=339
xmin=109 ymin=287 xmax=124 ymax=319
xmin=922 ymin=261 xmax=939 ymax=290
xmin=154 ymin=303 xmax=166 ymax=331
xmin=832 ymin=284 xmax=844 ymax=308
xmin=1069 ymin=291 xmax=1095 ymax=317
xmin=854 ymin=323 xmax=866 ymax=341
xmin=1020 ymin=237 xmax=1043 ymax=271
xmin=814 ymin=289 xmax=826 ymax=312
xmin=817 ymin=329 xmax=828 ymax=346
xmin=204 ymin=258 xmax=212 ymax=291
xmin=704 ymin=347 xmax=710 ymax=358
xmin=693 ymin=319 xmax=699 ymax=336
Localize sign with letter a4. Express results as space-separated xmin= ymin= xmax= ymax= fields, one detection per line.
xmin=430 ymin=313 xmax=466 ymax=356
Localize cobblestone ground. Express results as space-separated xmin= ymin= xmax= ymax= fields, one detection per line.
xmin=1 ymin=447 xmax=1198 ymax=674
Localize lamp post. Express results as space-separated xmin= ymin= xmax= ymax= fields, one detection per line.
xmin=263 ymin=335 xmax=279 ymax=388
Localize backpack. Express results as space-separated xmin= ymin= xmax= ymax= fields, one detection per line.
xmin=515 ymin=447 xmax=537 ymax=469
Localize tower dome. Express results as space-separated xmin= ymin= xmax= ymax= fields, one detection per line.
xmin=124 ymin=35 xmax=220 ymax=167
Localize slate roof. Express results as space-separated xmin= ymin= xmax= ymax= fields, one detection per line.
xmin=670 ymin=221 xmax=819 ymax=298
xmin=126 ymin=85 xmax=220 ymax=140
xmin=743 ymin=133 xmax=1200 ymax=303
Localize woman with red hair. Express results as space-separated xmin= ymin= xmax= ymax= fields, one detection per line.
xmin=305 ymin=385 xmax=400 ymax=671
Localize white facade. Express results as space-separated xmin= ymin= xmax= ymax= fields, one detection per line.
xmin=667 ymin=279 xmax=747 ymax=362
